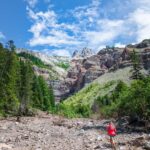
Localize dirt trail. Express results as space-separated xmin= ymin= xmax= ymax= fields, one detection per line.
xmin=0 ymin=113 xmax=149 ymax=150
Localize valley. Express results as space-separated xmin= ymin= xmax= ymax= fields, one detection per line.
xmin=1 ymin=0 xmax=150 ymax=149
xmin=0 ymin=39 xmax=150 ymax=150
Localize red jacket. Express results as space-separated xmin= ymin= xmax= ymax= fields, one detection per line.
xmin=107 ymin=123 xmax=116 ymax=136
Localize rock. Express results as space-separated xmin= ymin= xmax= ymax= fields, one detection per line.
xmin=97 ymin=135 xmax=103 ymax=141
xmin=144 ymin=142 xmax=150 ymax=150
xmin=72 ymin=47 xmax=94 ymax=58
xmin=0 ymin=115 xmax=150 ymax=149
xmin=81 ymin=47 xmax=93 ymax=58
xmin=21 ymin=134 xmax=29 ymax=140
xmin=136 ymin=39 xmax=150 ymax=48
xmin=72 ymin=50 xmax=80 ymax=58
xmin=18 ymin=39 xmax=150 ymax=103
xmin=0 ymin=143 xmax=12 ymax=149
xmin=94 ymin=145 xmax=101 ymax=149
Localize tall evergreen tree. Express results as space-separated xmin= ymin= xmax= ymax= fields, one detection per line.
xmin=130 ymin=49 xmax=143 ymax=80
xmin=32 ymin=75 xmax=44 ymax=109
xmin=0 ymin=49 xmax=20 ymax=115
xmin=6 ymin=40 xmax=16 ymax=51
xmin=38 ymin=76 xmax=55 ymax=111
xmin=18 ymin=60 xmax=34 ymax=115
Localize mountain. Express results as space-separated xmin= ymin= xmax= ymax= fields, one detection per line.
xmin=16 ymin=49 xmax=70 ymax=80
xmin=72 ymin=47 xmax=94 ymax=58
xmin=57 ymin=39 xmax=150 ymax=102
xmin=60 ymin=42 xmax=150 ymax=99
xmin=16 ymin=39 xmax=150 ymax=103
xmin=58 ymin=39 xmax=150 ymax=119
xmin=16 ymin=49 xmax=71 ymax=102
xmin=1 ymin=39 xmax=150 ymax=120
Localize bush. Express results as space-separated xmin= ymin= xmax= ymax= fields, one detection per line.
xmin=99 ymin=77 xmax=150 ymax=119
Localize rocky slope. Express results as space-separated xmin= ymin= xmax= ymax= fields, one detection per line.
xmin=17 ymin=49 xmax=70 ymax=81
xmin=0 ymin=113 xmax=149 ymax=150
xmin=17 ymin=39 xmax=150 ymax=102
xmin=16 ymin=49 xmax=71 ymax=101
xmin=56 ymin=39 xmax=150 ymax=101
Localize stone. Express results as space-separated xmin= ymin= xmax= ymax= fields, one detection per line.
xmin=144 ymin=141 xmax=150 ymax=150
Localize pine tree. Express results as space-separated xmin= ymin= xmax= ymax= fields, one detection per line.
xmin=18 ymin=60 xmax=34 ymax=115
xmin=38 ymin=76 xmax=55 ymax=111
xmin=0 ymin=44 xmax=7 ymax=115
xmin=0 ymin=49 xmax=20 ymax=115
xmin=6 ymin=40 xmax=16 ymax=51
xmin=130 ymin=49 xmax=143 ymax=80
xmin=32 ymin=75 xmax=44 ymax=109
xmin=49 ymin=85 xmax=55 ymax=108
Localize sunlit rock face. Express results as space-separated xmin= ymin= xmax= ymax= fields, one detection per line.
xmin=17 ymin=39 xmax=150 ymax=102
xmin=57 ymin=40 xmax=150 ymax=102
xmin=72 ymin=47 xmax=94 ymax=59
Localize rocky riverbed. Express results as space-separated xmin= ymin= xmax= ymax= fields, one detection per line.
xmin=0 ymin=113 xmax=149 ymax=150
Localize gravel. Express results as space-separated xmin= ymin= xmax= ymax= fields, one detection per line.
xmin=0 ymin=114 xmax=149 ymax=150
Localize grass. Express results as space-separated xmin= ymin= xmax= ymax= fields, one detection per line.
xmin=57 ymin=67 xmax=133 ymax=118
xmin=58 ymin=81 xmax=116 ymax=118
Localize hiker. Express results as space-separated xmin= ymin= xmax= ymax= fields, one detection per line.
xmin=107 ymin=121 xmax=117 ymax=150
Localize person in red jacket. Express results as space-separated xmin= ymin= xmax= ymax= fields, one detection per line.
xmin=107 ymin=121 xmax=117 ymax=149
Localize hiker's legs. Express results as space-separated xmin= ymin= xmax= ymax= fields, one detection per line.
xmin=110 ymin=136 xmax=117 ymax=150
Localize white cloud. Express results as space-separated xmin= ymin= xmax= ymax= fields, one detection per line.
xmin=26 ymin=0 xmax=150 ymax=56
xmin=25 ymin=0 xmax=38 ymax=8
xmin=82 ymin=19 xmax=125 ymax=50
xmin=0 ymin=32 xmax=5 ymax=39
xmin=27 ymin=7 xmax=82 ymax=48
xmin=29 ymin=34 xmax=81 ymax=47
xmin=115 ymin=43 xmax=126 ymax=48
xmin=26 ymin=0 xmax=103 ymax=52
xmin=51 ymin=49 xmax=71 ymax=57
xmin=129 ymin=8 xmax=150 ymax=42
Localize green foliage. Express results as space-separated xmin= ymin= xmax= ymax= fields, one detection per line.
xmin=57 ymin=62 xmax=70 ymax=70
xmin=130 ymin=49 xmax=143 ymax=80
xmin=58 ymin=74 xmax=150 ymax=120
xmin=18 ymin=52 xmax=48 ymax=68
xmin=6 ymin=40 xmax=16 ymax=51
xmin=57 ymin=81 xmax=116 ymax=118
xmin=37 ymin=76 xmax=55 ymax=111
xmin=32 ymin=75 xmax=55 ymax=111
xmin=0 ymin=42 xmax=55 ymax=116
xmin=0 ymin=47 xmax=20 ymax=115
xmin=98 ymin=78 xmax=150 ymax=119
xmin=32 ymin=75 xmax=44 ymax=109
xmin=18 ymin=60 xmax=34 ymax=115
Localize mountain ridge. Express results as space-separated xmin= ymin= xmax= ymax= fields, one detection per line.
xmin=16 ymin=39 xmax=150 ymax=103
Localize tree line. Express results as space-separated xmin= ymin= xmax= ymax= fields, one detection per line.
xmin=0 ymin=41 xmax=55 ymax=117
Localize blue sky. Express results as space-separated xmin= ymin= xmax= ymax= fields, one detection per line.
xmin=0 ymin=0 xmax=150 ymax=56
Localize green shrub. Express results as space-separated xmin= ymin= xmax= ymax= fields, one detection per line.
xmin=98 ymin=77 xmax=150 ymax=119
xmin=57 ymin=62 xmax=70 ymax=70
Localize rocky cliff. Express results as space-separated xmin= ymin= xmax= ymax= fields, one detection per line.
xmin=72 ymin=47 xmax=94 ymax=58
xmin=17 ymin=39 xmax=150 ymax=102
xmin=54 ymin=39 xmax=150 ymax=102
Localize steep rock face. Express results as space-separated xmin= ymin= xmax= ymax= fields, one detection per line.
xmin=72 ymin=50 xmax=80 ymax=58
xmin=33 ymin=66 xmax=50 ymax=80
xmin=26 ymin=39 xmax=150 ymax=103
xmin=56 ymin=41 xmax=150 ymax=101
xmin=81 ymin=47 xmax=93 ymax=57
xmin=136 ymin=39 xmax=150 ymax=48
xmin=72 ymin=47 xmax=94 ymax=58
